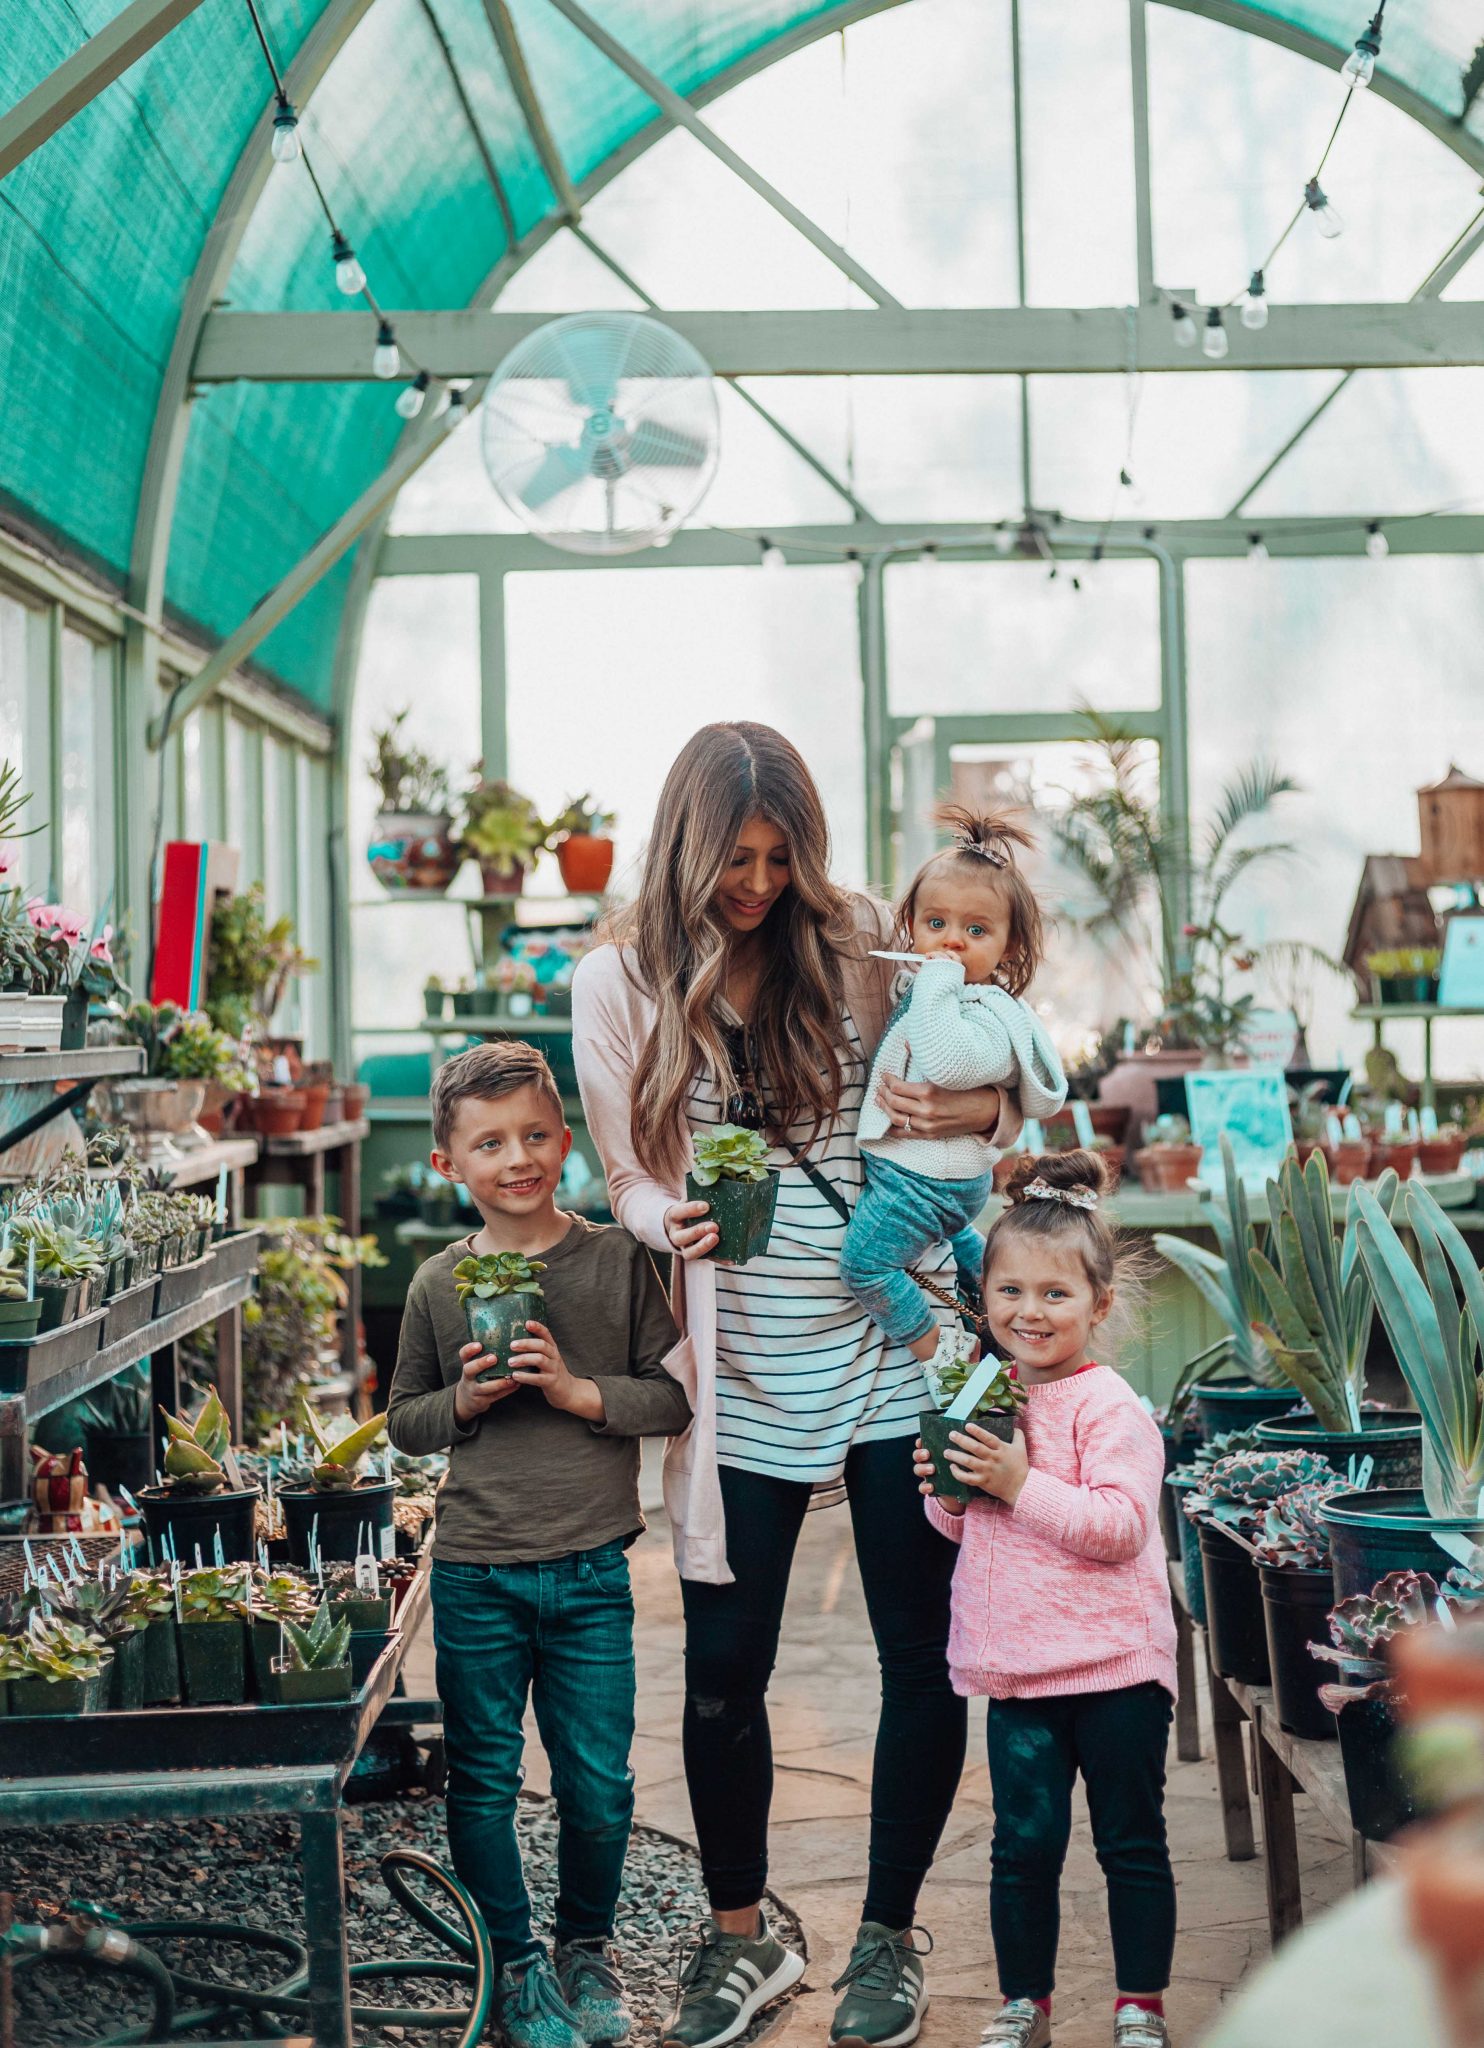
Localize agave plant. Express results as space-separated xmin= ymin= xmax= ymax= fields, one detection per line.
xmin=294 ymin=1394 xmax=388 ymax=1493
xmin=1245 ymin=1148 xmax=1397 ymax=1433
xmin=1183 ymin=1447 xmax=1335 ymax=1535
xmin=273 ymin=1599 xmax=352 ymax=1674
xmin=691 ymin=1124 xmax=771 ymax=1185
xmin=1155 ymin=1136 xmax=1282 ymax=1407
xmin=1354 ymin=1180 xmax=1484 ymax=1519
xmin=159 ymin=1388 xmax=233 ymax=1496
xmin=1249 ymin=1477 xmax=1346 ymax=1569
xmin=1309 ymin=1569 xmax=1441 ymax=1709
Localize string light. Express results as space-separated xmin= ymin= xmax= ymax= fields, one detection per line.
xmin=395 ymin=371 xmax=430 ymax=420
xmin=1241 ymin=269 xmax=1269 ymax=330
xmin=1304 ymin=179 xmax=1345 ymax=239
xmin=1202 ymin=308 xmax=1229 ymax=360
xmin=759 ymin=539 xmax=785 ymax=572
xmin=270 ymin=93 xmax=300 ymax=163
xmin=920 ymin=543 xmax=939 ymax=570
xmin=1171 ymin=303 xmax=1199 ymax=348
xmin=1343 ymin=8 xmax=1383 ymax=89
xmin=1248 ymin=534 xmax=1269 ymax=563
xmin=444 ymin=383 xmax=469 ymax=421
xmin=1366 ymin=521 xmax=1389 ymax=559
xmin=331 ymin=230 xmax=366 ymax=295
xmin=372 ymin=321 xmax=400 ymax=380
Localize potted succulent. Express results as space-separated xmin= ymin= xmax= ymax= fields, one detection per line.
xmin=1251 ymin=1477 xmax=1347 ymax=1739
xmin=1365 ymin=948 xmax=1441 ymax=1006
xmin=367 ymin=711 xmax=458 ymax=893
xmin=1166 ymin=1427 xmax=1264 ymax=1627
xmin=423 ymin=974 xmax=448 ymax=1021
xmin=248 ymin=1565 xmax=320 ymax=1692
xmin=454 ymin=1251 xmax=546 ymax=1379
xmin=43 ymin=1575 xmax=151 ymax=1711
xmin=459 ymin=774 xmax=547 ymax=896
xmin=1288 ymin=1081 xmax=1331 ymax=1168
xmin=265 ymin=1599 xmax=354 ymax=1706
xmin=276 ymin=1399 xmax=394 ymax=1565
xmin=1419 ymin=1121 xmax=1468 ymax=1176
xmin=918 ymin=1350 xmax=1026 ymax=1506
xmin=158 ymin=1012 xmax=252 ymax=1139
xmin=1183 ymin=1446 xmax=1334 ymax=1685
xmin=0 ymin=1244 xmax=42 ymax=1342
xmin=549 ymin=793 xmax=617 ymax=896
xmin=1325 ymin=1128 xmax=1372 ymax=1186
xmin=686 ymin=1125 xmax=779 ymax=1264
xmin=322 ymin=1557 xmax=392 ymax=1634
xmin=1310 ymin=1569 xmax=1440 ymax=1840
xmin=124 ymin=1566 xmax=180 ymax=1705
xmin=6 ymin=1614 xmax=111 ymax=1717
xmin=15 ymin=1220 xmax=106 ymax=1329
xmin=102 ymin=1001 xmax=207 ymax=1165
xmin=175 ymin=1564 xmax=252 ymax=1705
xmin=138 ymin=1390 xmax=261 ymax=1566
xmin=1132 ymin=1113 xmax=1205 ymax=1193
xmin=1366 ymin=1127 xmax=1418 ymax=1182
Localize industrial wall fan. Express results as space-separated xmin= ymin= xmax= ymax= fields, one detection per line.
xmin=479 ymin=311 xmax=721 ymax=555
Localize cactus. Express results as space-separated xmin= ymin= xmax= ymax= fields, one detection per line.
xmin=1183 ymin=1447 xmax=1334 ymax=1535
xmin=1249 ymin=1477 xmax=1346 ymax=1569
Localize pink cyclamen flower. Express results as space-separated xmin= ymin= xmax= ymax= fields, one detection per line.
xmin=25 ymin=899 xmax=58 ymax=931
xmin=90 ymin=925 xmax=114 ymax=964
xmin=0 ymin=842 xmax=18 ymax=877
xmin=56 ymin=911 xmax=85 ymax=946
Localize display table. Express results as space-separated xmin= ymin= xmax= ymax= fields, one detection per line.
xmin=246 ymin=1119 xmax=370 ymax=1402
xmin=981 ymin=1172 xmax=1475 ymax=1230
xmin=1351 ymin=1001 xmax=1484 ymax=1113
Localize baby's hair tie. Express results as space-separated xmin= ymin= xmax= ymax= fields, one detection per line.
xmin=1021 ymin=1177 xmax=1099 ymax=1211
xmin=954 ymin=836 xmax=1009 ymax=868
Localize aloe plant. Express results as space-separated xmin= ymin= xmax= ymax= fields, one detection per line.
xmin=1354 ymin=1180 xmax=1484 ymax=1519
xmin=159 ymin=1388 xmax=233 ymax=1495
xmin=1244 ymin=1150 xmax=1397 ymax=1433
xmin=274 ymin=1600 xmax=352 ymax=1673
xmin=294 ymin=1395 xmax=388 ymax=1493
xmin=690 ymin=1124 xmax=771 ymax=1185
xmin=451 ymin=1251 xmax=547 ymax=1304
xmin=1156 ymin=1136 xmax=1282 ymax=1403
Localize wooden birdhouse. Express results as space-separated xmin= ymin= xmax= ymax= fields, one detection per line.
xmin=1418 ymin=765 xmax=1484 ymax=882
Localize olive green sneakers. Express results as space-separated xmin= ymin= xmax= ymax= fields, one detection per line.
xmin=828 ymin=1923 xmax=930 ymax=2048
xmin=662 ymin=1914 xmax=805 ymax=2048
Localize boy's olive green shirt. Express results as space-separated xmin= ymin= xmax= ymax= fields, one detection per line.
xmin=387 ymin=1216 xmax=691 ymax=1564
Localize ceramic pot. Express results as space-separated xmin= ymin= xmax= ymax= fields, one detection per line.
xmin=557 ymin=835 xmax=615 ymax=896
xmin=101 ymin=1078 xmax=207 ymax=1166
xmin=298 ymin=1081 xmax=330 ymax=1132
xmin=1133 ymin=1144 xmax=1205 ymax=1193
xmin=918 ymin=1407 xmax=1014 ymax=1505
xmin=684 ymin=1172 xmax=779 ymax=1264
xmin=342 ymin=1082 xmax=370 ymax=1122
xmin=254 ymin=1088 xmax=306 ymax=1136
xmin=1325 ymin=1139 xmax=1371 ymax=1186
xmin=1095 ymin=1047 xmax=1205 ymax=1133
xmin=465 ymin=1290 xmax=544 ymax=1381
xmin=368 ymin=810 xmax=461 ymax=893
xmin=1419 ymin=1135 xmax=1466 ymax=1175
xmin=1368 ymin=1139 xmax=1417 ymax=1181
xmin=479 ymin=859 xmax=528 ymax=897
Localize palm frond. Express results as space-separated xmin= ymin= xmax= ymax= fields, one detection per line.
xmin=1202 ymin=761 xmax=1301 ymax=864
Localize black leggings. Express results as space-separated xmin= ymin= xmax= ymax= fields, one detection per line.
xmin=680 ymin=1436 xmax=966 ymax=1925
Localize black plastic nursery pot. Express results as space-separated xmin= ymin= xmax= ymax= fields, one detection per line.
xmin=279 ymin=1481 xmax=396 ymax=1566
xmin=266 ymin=1663 xmax=354 ymax=1706
xmin=1335 ymin=1694 xmax=1417 ymax=1841
xmin=1192 ymin=1380 xmax=1301 ymax=1440
xmin=102 ymin=1276 xmax=157 ymax=1348
xmin=140 ymin=1615 xmax=180 ymax=1704
xmin=1320 ymin=1488 xmax=1484 ymax=1601
xmin=106 ymin=1628 xmax=149 ymax=1712
xmin=1255 ymin=1414 xmax=1423 ymax=1491
xmin=465 ymin=1291 xmax=544 ymax=1381
xmin=8 ymin=1666 xmax=111 ymax=1717
xmin=919 ymin=1407 xmax=1015 ymax=1506
xmin=84 ymin=1426 xmax=154 ymax=1499
xmin=349 ymin=1626 xmax=397 ymax=1686
xmin=1259 ymin=1564 xmax=1337 ymax=1740
xmin=178 ymin=1620 xmax=247 ymax=1705
xmin=686 ymin=1171 xmax=780 ymax=1265
xmin=1166 ymin=1474 xmax=1207 ymax=1627
xmin=331 ymin=1591 xmax=392 ymax=1632
xmin=1197 ymin=1521 xmax=1270 ymax=1684
xmin=104 ymin=1251 xmax=141 ymax=1300
xmin=35 ymin=1275 xmax=87 ymax=1332
xmin=138 ymin=1484 xmax=261 ymax=1567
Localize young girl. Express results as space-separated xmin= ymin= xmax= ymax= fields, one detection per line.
xmin=843 ymin=806 xmax=1067 ymax=1363
xmin=913 ymin=1149 xmax=1179 ymax=2048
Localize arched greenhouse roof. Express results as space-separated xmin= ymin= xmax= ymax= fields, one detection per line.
xmin=2 ymin=0 xmax=1483 ymax=713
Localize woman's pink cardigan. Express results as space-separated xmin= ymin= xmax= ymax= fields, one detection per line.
xmin=571 ymin=893 xmax=1022 ymax=1584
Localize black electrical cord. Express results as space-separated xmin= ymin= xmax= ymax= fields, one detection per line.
xmin=6 ymin=1848 xmax=494 ymax=2048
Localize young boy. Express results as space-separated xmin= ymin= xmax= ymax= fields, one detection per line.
xmin=388 ymin=1041 xmax=692 ymax=2048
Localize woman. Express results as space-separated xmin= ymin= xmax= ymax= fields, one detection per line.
xmin=572 ymin=723 xmax=1019 ymax=2048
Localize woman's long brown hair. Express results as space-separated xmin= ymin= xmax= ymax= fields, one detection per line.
xmin=608 ymin=723 xmax=856 ymax=1183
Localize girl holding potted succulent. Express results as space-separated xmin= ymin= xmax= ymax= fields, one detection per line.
xmin=572 ymin=722 xmax=1022 ymax=2048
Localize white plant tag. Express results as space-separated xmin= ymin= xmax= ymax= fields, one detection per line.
xmin=355 ymin=1551 xmax=380 ymax=1593
xmin=1326 ymin=1113 xmax=1344 ymax=1146
xmin=1023 ymin=1118 xmax=1044 ymax=1154
xmin=945 ymin=1356 xmax=1004 ymax=1423
xmin=380 ymin=1524 xmax=397 ymax=1561
xmin=1071 ymin=1101 xmax=1096 ymax=1147
xmin=1346 ymin=1453 xmax=1374 ymax=1491
xmin=1343 ymin=1113 xmax=1363 ymax=1141
xmin=1432 ymin=1530 xmax=1483 ymax=1572
xmin=1383 ymin=1102 xmax=1404 ymax=1137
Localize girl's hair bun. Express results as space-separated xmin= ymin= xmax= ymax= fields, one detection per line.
xmin=1002 ymin=1147 xmax=1110 ymax=1206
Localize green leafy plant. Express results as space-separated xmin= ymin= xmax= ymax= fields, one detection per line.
xmin=206 ymin=884 xmax=316 ymax=1037
xmin=0 ymin=890 xmax=48 ymax=994
xmin=117 ymin=999 xmax=186 ymax=1077
xmin=294 ymin=1394 xmax=388 ymax=1493
xmin=1170 ymin=1426 xmax=1265 ymax=1483
xmin=1246 ymin=1149 xmax=1398 ymax=1433
xmin=1183 ymin=1447 xmax=1336 ymax=1536
xmin=158 ymin=1015 xmax=251 ymax=1085
xmin=459 ymin=777 xmax=547 ymax=870
xmin=368 ymin=710 xmax=451 ymax=815
xmin=273 ymin=1599 xmax=352 ymax=1673
xmin=240 ymin=1219 xmax=372 ymax=1433
xmin=123 ymin=1569 xmax=176 ymax=1627
xmin=548 ymin=793 xmax=616 ymax=839
xmin=1144 ymin=1113 xmax=1193 ymax=1147
xmin=251 ymin=1568 xmax=320 ymax=1623
xmin=1156 ymin=1136 xmax=1280 ymax=1401
xmin=452 ymin=1251 xmax=547 ymax=1304
xmin=1249 ymin=1477 xmax=1346 ymax=1569
xmin=0 ymin=1246 xmax=31 ymax=1302
xmin=691 ymin=1125 xmax=771 ymax=1186
xmin=1354 ymin=1180 xmax=1484 ymax=1519
xmin=1365 ymin=949 xmax=1441 ymax=978
xmin=39 ymin=1574 xmax=142 ymax=1643
xmin=159 ymin=1388 xmax=233 ymax=1496
xmin=176 ymin=1565 xmax=252 ymax=1624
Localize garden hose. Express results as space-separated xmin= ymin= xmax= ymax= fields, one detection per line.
xmin=6 ymin=1847 xmax=494 ymax=2048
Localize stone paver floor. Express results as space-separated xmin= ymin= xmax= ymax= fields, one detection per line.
xmin=406 ymin=1501 xmax=1355 ymax=2048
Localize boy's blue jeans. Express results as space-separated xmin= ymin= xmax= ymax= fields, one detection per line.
xmin=840 ymin=1153 xmax=995 ymax=1345
xmin=431 ymin=1541 xmax=636 ymax=1967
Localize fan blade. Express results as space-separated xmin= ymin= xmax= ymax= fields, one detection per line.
xmin=516 ymin=442 xmax=593 ymax=511
xmin=630 ymin=420 xmax=712 ymax=470
xmin=553 ymin=324 xmax=624 ymax=413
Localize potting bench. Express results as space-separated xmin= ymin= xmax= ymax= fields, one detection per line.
xmin=245 ymin=1118 xmax=370 ymax=1402
xmin=1168 ymin=1562 xmax=1395 ymax=1946
xmin=0 ymin=1561 xmax=440 ymax=2048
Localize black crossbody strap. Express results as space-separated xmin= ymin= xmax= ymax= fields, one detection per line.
xmin=775 ymin=1136 xmax=853 ymax=1225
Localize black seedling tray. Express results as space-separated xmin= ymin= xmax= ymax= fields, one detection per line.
xmin=210 ymin=1227 xmax=263 ymax=1284
xmin=155 ymin=1250 xmax=218 ymax=1317
xmin=104 ymin=1276 xmax=158 ymax=1347
xmin=0 ymin=1307 xmax=107 ymax=1393
xmin=1 ymin=1681 xmax=377 ymax=1774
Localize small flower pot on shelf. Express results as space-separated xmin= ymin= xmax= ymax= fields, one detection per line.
xmin=1367 ymin=1139 xmax=1416 ymax=1181
xmin=450 ymin=989 xmax=485 ymax=1019
xmin=0 ymin=991 xmax=65 ymax=1050
xmin=178 ymin=1619 xmax=247 ymax=1705
xmin=1418 ymin=1134 xmax=1467 ymax=1175
xmin=254 ymin=1088 xmax=306 ymax=1137
xmin=342 ymin=1082 xmax=370 ymax=1122
xmin=59 ymin=983 xmax=90 ymax=1050
xmin=1254 ymin=1413 xmax=1422 ymax=1491
xmin=478 ymin=858 xmax=528 ymax=897
xmin=1334 ymin=1694 xmax=1417 ymax=1842
xmin=556 ymin=834 xmax=615 ymax=896
xmin=35 ymin=1275 xmax=92 ymax=1332
xmin=1325 ymin=1139 xmax=1371 ymax=1186
xmin=1132 ymin=1144 xmax=1205 ymax=1193
xmin=349 ymin=1627 xmax=396 ymax=1687
xmin=368 ymin=810 xmax=461 ymax=894
xmin=0 ymin=1297 xmax=43 ymax=1341
xmin=106 ymin=1628 xmax=150 ymax=1712
xmin=298 ymin=1081 xmax=330 ymax=1132
xmin=9 ymin=1667 xmax=111 ymax=1718
xmin=1320 ymin=1487 xmax=1484 ymax=1601
xmin=139 ymin=1616 xmax=179 ymax=1704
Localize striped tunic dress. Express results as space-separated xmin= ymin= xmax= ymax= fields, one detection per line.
xmin=689 ymin=1009 xmax=955 ymax=1485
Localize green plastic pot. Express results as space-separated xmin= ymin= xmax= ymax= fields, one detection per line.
xmin=918 ymin=1407 xmax=1014 ymax=1507
xmin=34 ymin=1276 xmax=85 ymax=1332
xmin=685 ymin=1171 xmax=779 ymax=1264
xmin=265 ymin=1663 xmax=353 ymax=1706
xmin=10 ymin=1662 xmax=110 ymax=1717
xmin=1255 ymin=1414 xmax=1422 ymax=1491
xmin=178 ymin=1619 xmax=246 ymax=1705
xmin=465 ymin=1290 xmax=544 ymax=1381
xmin=105 ymin=1251 xmax=139 ymax=1299
xmin=106 ymin=1627 xmax=149 ymax=1711
xmin=1166 ymin=1474 xmax=1207 ymax=1627
xmin=140 ymin=1615 xmax=180 ymax=1703
xmin=0 ymin=1297 xmax=43 ymax=1340
xmin=0 ymin=1680 xmax=8 ymax=1715
xmin=1320 ymin=1487 xmax=1484 ymax=1601
xmin=330 ymin=1592 xmax=392 ymax=1632
xmin=1192 ymin=1380 xmax=1301 ymax=1439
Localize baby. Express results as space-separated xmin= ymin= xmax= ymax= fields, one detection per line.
xmin=843 ymin=806 xmax=1067 ymax=1364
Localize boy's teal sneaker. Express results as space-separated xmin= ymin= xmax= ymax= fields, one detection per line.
xmin=495 ymin=1953 xmax=588 ymax=2048
xmin=554 ymin=1939 xmax=631 ymax=2045
xmin=662 ymin=1913 xmax=805 ymax=2048
xmin=828 ymin=1923 xmax=930 ymax=2048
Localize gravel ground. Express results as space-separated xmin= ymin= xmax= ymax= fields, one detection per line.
xmin=2 ymin=1787 xmax=804 ymax=2047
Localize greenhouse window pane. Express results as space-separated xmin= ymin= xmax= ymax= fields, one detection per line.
xmin=1021 ymin=0 xmax=1137 ymax=307
xmin=0 ymin=594 xmax=30 ymax=780
xmin=59 ymin=626 xmax=114 ymax=927
xmin=1246 ymin=368 xmax=1484 ymax=516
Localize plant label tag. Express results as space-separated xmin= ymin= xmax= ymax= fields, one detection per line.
xmin=1071 ymin=1101 xmax=1096 ymax=1147
xmin=1433 ymin=1530 xmax=1483 ymax=1572
xmin=1383 ymin=1102 xmax=1404 ymax=1137
xmin=1347 ymin=1453 xmax=1374 ymax=1491
xmin=1326 ymin=1113 xmax=1344 ymax=1146
xmin=355 ymin=1552 xmax=380 ymax=1592
xmin=380 ymin=1524 xmax=396 ymax=1561
xmin=1023 ymin=1118 xmax=1044 ymax=1154
xmin=945 ymin=1356 xmax=1004 ymax=1423
xmin=1420 ymin=1105 xmax=1440 ymax=1139
xmin=1342 ymin=1113 xmax=1363 ymax=1141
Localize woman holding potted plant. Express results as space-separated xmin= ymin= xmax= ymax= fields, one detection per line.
xmin=572 ymin=722 xmax=1022 ymax=2048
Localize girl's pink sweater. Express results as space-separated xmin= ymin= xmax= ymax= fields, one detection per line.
xmin=925 ymin=1365 xmax=1179 ymax=1699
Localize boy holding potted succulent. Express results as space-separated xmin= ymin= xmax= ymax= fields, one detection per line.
xmin=387 ymin=1040 xmax=691 ymax=2048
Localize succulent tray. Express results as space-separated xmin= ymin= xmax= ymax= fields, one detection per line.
xmin=210 ymin=1226 xmax=263 ymax=1285
xmin=0 ymin=1307 xmax=108 ymax=1395
xmin=103 ymin=1275 xmax=158 ymax=1347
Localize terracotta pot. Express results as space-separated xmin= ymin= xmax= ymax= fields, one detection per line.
xmin=1095 ymin=1048 xmax=1206 ymax=1133
xmin=557 ymin=834 xmax=615 ymax=896
xmin=1044 ymin=1103 xmax=1130 ymax=1147
xmin=1294 ymin=1137 xmax=1324 ymax=1168
xmin=1419 ymin=1135 xmax=1467 ymax=1175
xmin=1133 ymin=1143 xmax=1205 ymax=1193
xmin=254 ymin=1087 xmax=306 ymax=1137
xmin=1326 ymin=1139 xmax=1371 ymax=1186
xmin=342 ymin=1082 xmax=370 ymax=1122
xmin=298 ymin=1080 xmax=330 ymax=1132
xmin=1369 ymin=1139 xmax=1417 ymax=1181
xmin=322 ymin=1085 xmax=345 ymax=1126
xmin=1403 ymin=1826 xmax=1484 ymax=2048
xmin=479 ymin=858 xmax=527 ymax=898
xmin=1393 ymin=1629 xmax=1484 ymax=1722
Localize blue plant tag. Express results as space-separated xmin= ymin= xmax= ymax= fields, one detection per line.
xmin=1071 ymin=1101 xmax=1096 ymax=1147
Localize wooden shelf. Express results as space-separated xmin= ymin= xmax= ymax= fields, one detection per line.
xmin=159 ymin=1135 xmax=259 ymax=1185
xmin=6 ymin=1270 xmax=255 ymax=1424
xmin=0 ymin=1046 xmax=144 ymax=1087
xmin=258 ymin=1118 xmax=370 ymax=1158
xmin=1351 ymin=1003 xmax=1484 ymax=1021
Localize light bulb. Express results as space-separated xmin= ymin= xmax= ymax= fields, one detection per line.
xmin=1171 ymin=303 xmax=1199 ymax=348
xmin=1242 ymin=269 xmax=1268 ymax=330
xmin=1247 ymin=535 xmax=1269 ymax=563
xmin=271 ymin=98 xmax=301 ymax=164
xmin=332 ymin=231 xmax=366 ymax=296
xmin=1366 ymin=522 xmax=1389 ymax=560
xmin=1343 ymin=12 xmax=1382 ymax=88
xmin=920 ymin=544 xmax=939 ymax=571
xmin=994 ymin=525 xmax=1016 ymax=555
xmin=759 ymin=541 xmax=785 ymax=572
xmin=372 ymin=322 xmax=400 ymax=380
xmin=395 ymin=371 xmax=429 ymax=420
xmin=845 ymin=553 xmax=864 ymax=587
xmin=1305 ymin=180 xmax=1344 ymax=240
xmin=444 ymin=383 xmax=468 ymax=420
xmin=1202 ymin=308 xmax=1229 ymax=360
